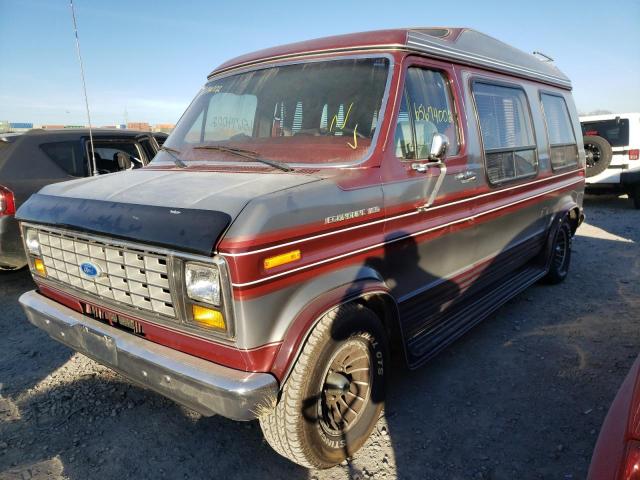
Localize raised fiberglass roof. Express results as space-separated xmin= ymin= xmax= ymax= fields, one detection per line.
xmin=210 ymin=28 xmax=571 ymax=89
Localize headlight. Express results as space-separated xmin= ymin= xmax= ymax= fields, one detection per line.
xmin=185 ymin=263 xmax=220 ymax=306
xmin=25 ymin=228 xmax=41 ymax=255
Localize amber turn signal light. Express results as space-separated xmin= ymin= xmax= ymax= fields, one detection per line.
xmin=34 ymin=258 xmax=46 ymax=276
xmin=263 ymin=249 xmax=301 ymax=270
xmin=192 ymin=304 xmax=226 ymax=330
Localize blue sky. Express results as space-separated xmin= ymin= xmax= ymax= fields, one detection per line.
xmin=1 ymin=0 xmax=638 ymax=125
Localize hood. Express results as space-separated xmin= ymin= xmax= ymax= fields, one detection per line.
xmin=16 ymin=168 xmax=320 ymax=255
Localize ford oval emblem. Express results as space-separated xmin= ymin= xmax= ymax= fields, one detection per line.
xmin=80 ymin=262 xmax=101 ymax=278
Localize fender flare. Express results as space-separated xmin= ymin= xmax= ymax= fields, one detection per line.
xmin=269 ymin=268 xmax=398 ymax=383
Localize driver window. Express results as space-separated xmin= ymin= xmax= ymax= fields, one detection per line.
xmin=394 ymin=68 xmax=459 ymax=160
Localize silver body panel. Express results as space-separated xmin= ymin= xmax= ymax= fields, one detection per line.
xmin=36 ymin=168 xmax=320 ymax=214
xmin=405 ymin=30 xmax=570 ymax=88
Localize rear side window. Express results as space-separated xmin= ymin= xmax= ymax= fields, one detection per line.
xmin=581 ymin=118 xmax=630 ymax=147
xmin=540 ymin=93 xmax=578 ymax=170
xmin=92 ymin=140 xmax=146 ymax=173
xmin=40 ymin=141 xmax=87 ymax=177
xmin=473 ymin=82 xmax=537 ymax=184
xmin=394 ymin=68 xmax=459 ymax=160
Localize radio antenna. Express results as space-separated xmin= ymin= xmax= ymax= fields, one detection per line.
xmin=69 ymin=0 xmax=98 ymax=176
xmin=532 ymin=51 xmax=554 ymax=63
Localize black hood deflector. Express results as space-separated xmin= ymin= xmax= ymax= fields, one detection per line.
xmin=16 ymin=194 xmax=232 ymax=256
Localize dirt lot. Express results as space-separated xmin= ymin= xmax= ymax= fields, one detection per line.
xmin=1 ymin=194 xmax=639 ymax=480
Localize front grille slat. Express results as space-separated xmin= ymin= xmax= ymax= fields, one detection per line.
xmin=62 ymin=250 xmax=76 ymax=264
xmin=74 ymin=242 xmax=90 ymax=256
xmin=36 ymin=229 xmax=176 ymax=318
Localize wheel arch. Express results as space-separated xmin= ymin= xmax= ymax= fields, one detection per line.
xmin=552 ymin=190 xmax=583 ymax=236
xmin=269 ymin=268 xmax=401 ymax=384
xmin=567 ymin=205 xmax=583 ymax=235
xmin=354 ymin=290 xmax=402 ymax=352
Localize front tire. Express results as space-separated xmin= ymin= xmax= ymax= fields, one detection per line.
xmin=260 ymin=303 xmax=388 ymax=468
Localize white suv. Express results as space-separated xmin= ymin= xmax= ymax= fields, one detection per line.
xmin=580 ymin=113 xmax=640 ymax=208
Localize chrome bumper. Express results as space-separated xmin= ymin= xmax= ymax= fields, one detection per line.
xmin=19 ymin=290 xmax=278 ymax=421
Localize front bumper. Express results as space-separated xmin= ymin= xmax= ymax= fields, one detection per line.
xmin=19 ymin=290 xmax=278 ymax=421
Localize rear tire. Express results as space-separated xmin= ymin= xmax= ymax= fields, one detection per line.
xmin=544 ymin=219 xmax=572 ymax=284
xmin=259 ymin=303 xmax=388 ymax=468
xmin=583 ymin=135 xmax=612 ymax=178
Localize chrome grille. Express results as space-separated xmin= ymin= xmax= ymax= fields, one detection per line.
xmin=37 ymin=229 xmax=175 ymax=317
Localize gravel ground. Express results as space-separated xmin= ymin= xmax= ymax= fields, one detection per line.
xmin=1 ymin=194 xmax=639 ymax=480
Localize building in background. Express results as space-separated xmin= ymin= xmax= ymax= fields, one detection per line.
xmin=153 ymin=123 xmax=175 ymax=134
xmin=127 ymin=122 xmax=150 ymax=131
xmin=8 ymin=122 xmax=34 ymax=133
xmin=4 ymin=121 xmax=173 ymax=132
xmin=41 ymin=124 xmax=87 ymax=129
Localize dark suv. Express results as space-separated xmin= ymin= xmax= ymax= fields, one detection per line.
xmin=0 ymin=129 xmax=161 ymax=269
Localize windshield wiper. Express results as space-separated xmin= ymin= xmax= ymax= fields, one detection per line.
xmin=192 ymin=145 xmax=293 ymax=172
xmin=160 ymin=146 xmax=187 ymax=168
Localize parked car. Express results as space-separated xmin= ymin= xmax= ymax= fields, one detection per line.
xmin=588 ymin=354 xmax=640 ymax=480
xmin=16 ymin=28 xmax=585 ymax=467
xmin=0 ymin=128 xmax=162 ymax=270
xmin=580 ymin=113 xmax=640 ymax=208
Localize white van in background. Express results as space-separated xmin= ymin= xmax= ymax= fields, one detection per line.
xmin=580 ymin=113 xmax=640 ymax=208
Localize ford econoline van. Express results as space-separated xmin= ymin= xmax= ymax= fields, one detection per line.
xmin=16 ymin=28 xmax=585 ymax=467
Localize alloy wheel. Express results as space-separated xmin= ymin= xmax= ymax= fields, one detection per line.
xmin=319 ymin=340 xmax=372 ymax=435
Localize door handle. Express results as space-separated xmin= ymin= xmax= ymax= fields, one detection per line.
xmin=412 ymin=163 xmax=428 ymax=173
xmin=411 ymin=161 xmax=443 ymax=173
xmin=455 ymin=171 xmax=477 ymax=183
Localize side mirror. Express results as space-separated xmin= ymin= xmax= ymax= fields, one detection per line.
xmin=429 ymin=133 xmax=449 ymax=162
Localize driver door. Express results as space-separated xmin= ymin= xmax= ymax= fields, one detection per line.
xmin=380 ymin=59 xmax=480 ymax=352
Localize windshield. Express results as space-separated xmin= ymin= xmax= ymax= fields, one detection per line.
xmin=157 ymin=57 xmax=390 ymax=166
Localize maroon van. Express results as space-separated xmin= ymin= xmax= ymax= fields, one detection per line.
xmin=17 ymin=28 xmax=585 ymax=467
